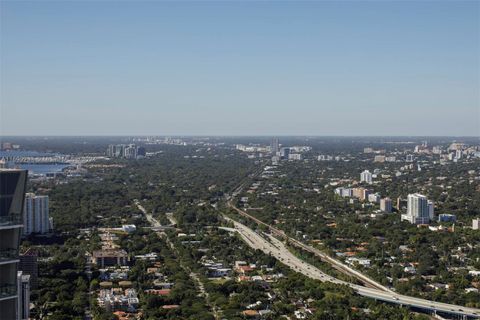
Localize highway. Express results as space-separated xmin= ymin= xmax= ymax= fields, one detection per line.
xmin=226 ymin=214 xmax=480 ymax=319
xmin=229 ymin=201 xmax=392 ymax=292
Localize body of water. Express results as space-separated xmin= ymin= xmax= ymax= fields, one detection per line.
xmin=0 ymin=150 xmax=69 ymax=175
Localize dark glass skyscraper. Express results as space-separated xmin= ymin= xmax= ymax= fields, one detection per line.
xmin=0 ymin=169 xmax=28 ymax=320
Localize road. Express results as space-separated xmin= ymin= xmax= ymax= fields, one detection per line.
xmin=134 ymin=200 xmax=221 ymax=320
xmin=226 ymin=214 xmax=480 ymax=319
xmin=229 ymin=201 xmax=392 ymax=292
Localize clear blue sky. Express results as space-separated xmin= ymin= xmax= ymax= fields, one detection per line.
xmin=1 ymin=1 xmax=478 ymax=136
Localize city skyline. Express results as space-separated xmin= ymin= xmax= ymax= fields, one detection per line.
xmin=1 ymin=1 xmax=479 ymax=136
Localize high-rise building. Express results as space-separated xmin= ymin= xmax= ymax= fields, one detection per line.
xmin=279 ymin=147 xmax=290 ymax=159
xmin=19 ymin=249 xmax=38 ymax=289
xmin=23 ymin=193 xmax=50 ymax=235
xmin=0 ymin=169 xmax=28 ymax=320
xmin=360 ymin=170 xmax=372 ymax=184
xmin=136 ymin=147 xmax=146 ymax=158
xmin=270 ymin=138 xmax=279 ymax=154
xmin=352 ymin=187 xmax=370 ymax=201
xmin=401 ymin=193 xmax=432 ymax=224
xmin=124 ymin=144 xmax=138 ymax=159
xmin=17 ymin=271 xmax=30 ymax=320
xmin=380 ymin=198 xmax=392 ymax=213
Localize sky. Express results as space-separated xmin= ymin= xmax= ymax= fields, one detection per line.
xmin=0 ymin=1 xmax=479 ymax=136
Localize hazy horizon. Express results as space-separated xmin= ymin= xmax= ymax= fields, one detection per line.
xmin=1 ymin=1 xmax=479 ymax=136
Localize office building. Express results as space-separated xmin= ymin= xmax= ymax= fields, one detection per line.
xmin=17 ymin=271 xmax=30 ymax=320
xmin=380 ymin=197 xmax=392 ymax=213
xmin=374 ymin=155 xmax=386 ymax=163
xmin=406 ymin=155 xmax=414 ymax=162
xmin=19 ymin=249 xmax=38 ymax=289
xmin=401 ymin=193 xmax=433 ymax=224
xmin=360 ymin=170 xmax=372 ymax=184
xmin=23 ymin=193 xmax=50 ymax=235
xmin=0 ymin=169 xmax=28 ymax=320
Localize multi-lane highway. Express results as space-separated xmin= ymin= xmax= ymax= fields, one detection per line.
xmin=229 ymin=201 xmax=392 ymax=292
xmin=226 ymin=214 xmax=480 ymax=319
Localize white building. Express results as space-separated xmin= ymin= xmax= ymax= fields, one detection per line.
xmin=401 ymin=193 xmax=433 ymax=224
xmin=288 ymin=153 xmax=303 ymax=161
xmin=360 ymin=170 xmax=372 ymax=184
xmin=473 ymin=218 xmax=480 ymax=230
xmin=335 ymin=187 xmax=352 ymax=198
xmin=122 ymin=225 xmax=137 ymax=233
xmin=23 ymin=193 xmax=50 ymax=235
xmin=368 ymin=193 xmax=380 ymax=203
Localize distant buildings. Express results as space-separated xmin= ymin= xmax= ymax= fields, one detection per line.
xmin=380 ymin=198 xmax=392 ymax=213
xmin=23 ymin=193 xmax=51 ymax=235
xmin=107 ymin=144 xmax=145 ymax=159
xmin=317 ymin=155 xmax=333 ymax=161
xmin=401 ymin=193 xmax=434 ymax=224
xmin=374 ymin=155 xmax=385 ymax=163
xmin=406 ymin=155 xmax=414 ymax=162
xmin=360 ymin=170 xmax=372 ymax=184
xmin=335 ymin=187 xmax=372 ymax=201
xmin=0 ymin=169 xmax=28 ymax=320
